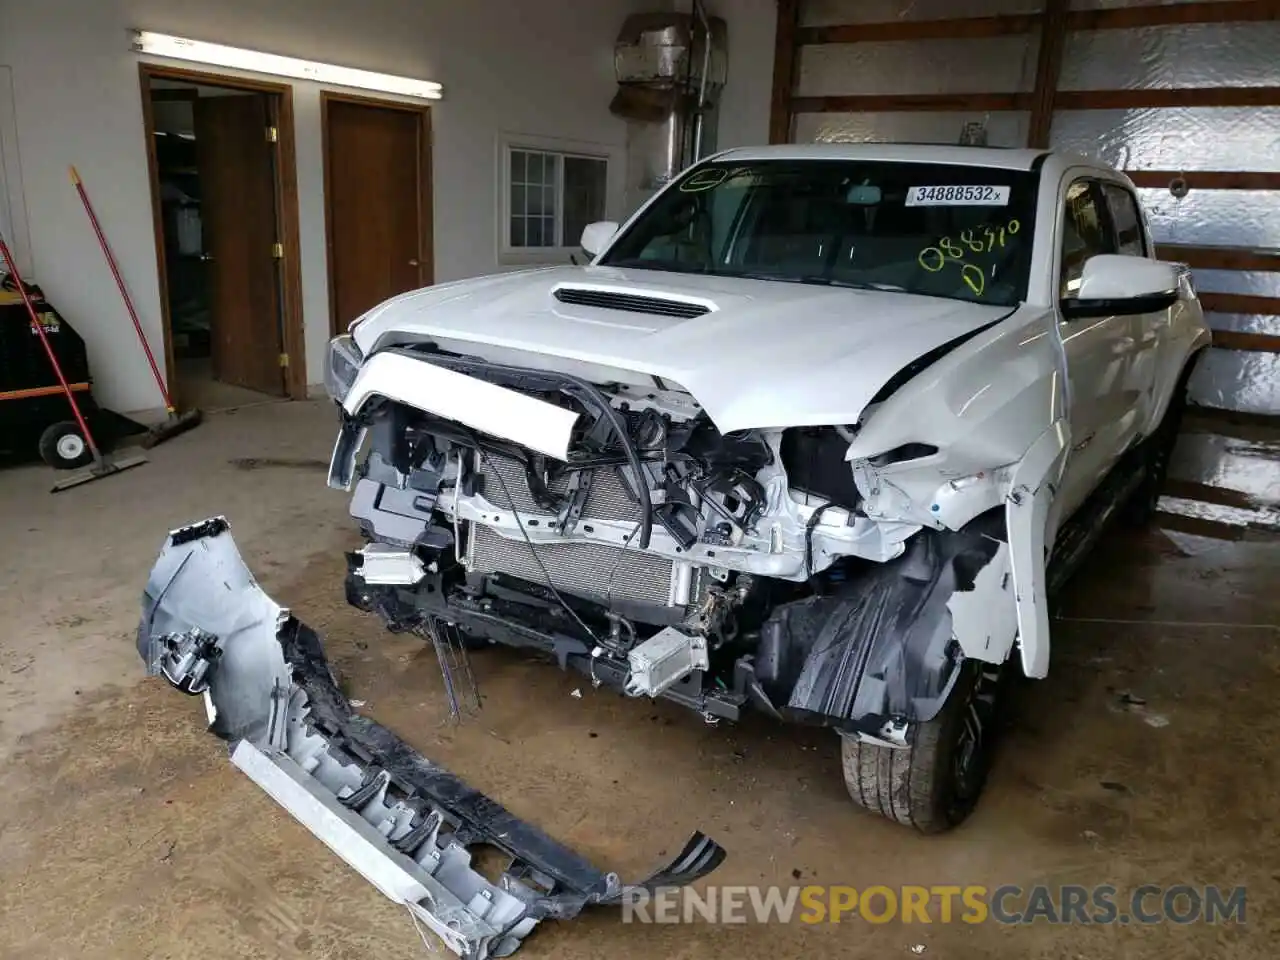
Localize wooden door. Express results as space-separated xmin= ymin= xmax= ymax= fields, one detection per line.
xmin=325 ymin=98 xmax=426 ymax=334
xmin=193 ymin=93 xmax=285 ymax=395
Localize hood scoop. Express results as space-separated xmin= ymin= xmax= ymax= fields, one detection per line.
xmin=553 ymin=285 xmax=712 ymax=320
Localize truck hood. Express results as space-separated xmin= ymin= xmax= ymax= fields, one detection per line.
xmin=350 ymin=265 xmax=1010 ymax=432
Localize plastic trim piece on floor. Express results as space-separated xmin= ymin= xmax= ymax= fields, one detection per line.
xmin=137 ymin=516 xmax=726 ymax=960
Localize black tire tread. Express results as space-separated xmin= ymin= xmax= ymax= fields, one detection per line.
xmin=842 ymin=716 xmax=948 ymax=833
xmin=840 ymin=661 xmax=986 ymax=834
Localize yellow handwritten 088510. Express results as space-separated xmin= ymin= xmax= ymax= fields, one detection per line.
xmin=917 ymin=219 xmax=1021 ymax=296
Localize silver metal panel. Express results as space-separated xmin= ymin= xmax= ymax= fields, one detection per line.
xmin=1136 ymin=189 xmax=1280 ymax=248
xmin=1049 ymin=108 xmax=1280 ymax=172
xmin=796 ymin=110 xmax=1031 ymax=145
xmin=1188 ymin=350 xmax=1280 ymax=414
xmin=1201 ymin=313 xmax=1280 ymax=337
xmin=1190 ymin=270 xmax=1280 ymax=299
xmin=795 ymin=35 xmax=1039 ymax=97
xmin=469 ymin=524 xmax=674 ymax=605
xmin=802 ymin=0 xmax=1041 ymax=27
xmin=1060 ymin=23 xmax=1280 ymax=90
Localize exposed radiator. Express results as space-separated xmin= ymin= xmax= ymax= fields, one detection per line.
xmin=479 ymin=453 xmax=641 ymax=523
xmin=469 ymin=524 xmax=677 ymax=606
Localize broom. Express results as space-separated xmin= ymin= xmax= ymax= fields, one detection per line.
xmin=70 ymin=166 xmax=202 ymax=448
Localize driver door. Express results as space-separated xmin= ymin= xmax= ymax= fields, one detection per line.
xmin=1053 ymin=177 xmax=1148 ymax=522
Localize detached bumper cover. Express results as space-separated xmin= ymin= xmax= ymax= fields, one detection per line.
xmin=138 ymin=517 xmax=725 ymax=959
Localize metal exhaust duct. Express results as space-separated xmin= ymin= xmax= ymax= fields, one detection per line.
xmin=611 ymin=6 xmax=727 ymax=212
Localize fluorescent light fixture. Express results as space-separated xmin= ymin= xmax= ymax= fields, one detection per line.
xmin=132 ymin=30 xmax=443 ymax=100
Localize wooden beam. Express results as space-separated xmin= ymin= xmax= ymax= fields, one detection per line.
xmin=1027 ymin=0 xmax=1070 ymax=149
xmin=1152 ymin=510 xmax=1247 ymax=541
xmin=1067 ymin=0 xmax=1280 ymax=31
xmin=768 ymin=0 xmax=801 ymax=144
xmin=1128 ymin=170 xmax=1280 ymax=191
xmin=791 ymin=92 xmax=1032 ymax=114
xmin=1055 ymin=87 xmax=1280 ymax=110
xmin=799 ymin=14 xmax=1039 ymax=44
xmin=1199 ymin=292 xmax=1280 ymax=315
xmin=1211 ymin=329 xmax=1280 ymax=352
xmin=1157 ymin=244 xmax=1280 ymax=272
xmin=1162 ymin=479 xmax=1265 ymax=511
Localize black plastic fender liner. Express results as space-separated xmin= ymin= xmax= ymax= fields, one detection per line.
xmin=757 ymin=512 xmax=1006 ymax=731
xmin=137 ymin=517 xmax=725 ymax=958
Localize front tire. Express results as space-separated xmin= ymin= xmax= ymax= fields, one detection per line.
xmin=841 ymin=659 xmax=1002 ymax=833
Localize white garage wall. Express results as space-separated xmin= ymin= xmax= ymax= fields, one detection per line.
xmin=0 ymin=66 xmax=33 ymax=277
xmin=0 ymin=0 xmax=646 ymax=416
xmin=704 ymin=0 xmax=775 ymax=152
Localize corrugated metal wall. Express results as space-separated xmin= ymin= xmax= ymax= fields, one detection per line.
xmin=1049 ymin=3 xmax=1280 ymax=415
xmin=780 ymin=0 xmax=1280 ymax=416
xmin=794 ymin=0 xmax=1039 ymax=146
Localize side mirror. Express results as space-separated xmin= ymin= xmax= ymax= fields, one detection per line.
xmin=579 ymin=221 xmax=619 ymax=259
xmin=1061 ymin=254 xmax=1180 ymax=319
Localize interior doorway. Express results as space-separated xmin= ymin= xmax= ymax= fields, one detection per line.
xmin=140 ymin=65 xmax=306 ymax=411
xmin=322 ymin=92 xmax=433 ymax=335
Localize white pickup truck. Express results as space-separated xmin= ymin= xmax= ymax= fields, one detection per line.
xmin=140 ymin=144 xmax=1210 ymax=957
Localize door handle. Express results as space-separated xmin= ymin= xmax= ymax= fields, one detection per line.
xmin=408 ymin=259 xmax=419 ymax=267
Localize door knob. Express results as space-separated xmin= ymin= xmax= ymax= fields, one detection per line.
xmin=408 ymin=259 xmax=419 ymax=267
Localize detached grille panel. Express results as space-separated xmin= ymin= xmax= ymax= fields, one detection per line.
xmin=553 ymin=287 xmax=710 ymax=319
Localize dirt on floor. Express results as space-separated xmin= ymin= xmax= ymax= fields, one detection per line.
xmin=1 ymin=401 xmax=1277 ymax=959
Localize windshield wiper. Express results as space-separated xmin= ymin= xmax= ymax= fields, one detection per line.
xmin=794 ymin=277 xmax=908 ymax=292
xmin=721 ymin=272 xmax=908 ymax=293
xmin=605 ymin=258 xmax=709 ymax=275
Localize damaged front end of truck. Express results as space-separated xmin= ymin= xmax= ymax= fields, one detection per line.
xmin=323 ymin=325 xmax=1063 ymax=744
xmin=135 ymin=295 xmax=1068 ymax=950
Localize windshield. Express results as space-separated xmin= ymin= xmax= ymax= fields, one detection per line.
xmin=600 ymin=159 xmax=1039 ymax=307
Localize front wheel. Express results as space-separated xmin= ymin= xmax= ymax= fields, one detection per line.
xmin=841 ymin=658 xmax=1003 ymax=833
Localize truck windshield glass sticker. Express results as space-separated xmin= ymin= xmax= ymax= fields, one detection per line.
xmin=906 ymin=185 xmax=1011 ymax=206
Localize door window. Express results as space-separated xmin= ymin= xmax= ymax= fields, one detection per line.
xmin=1059 ymin=179 xmax=1116 ymax=300
xmin=1103 ymin=184 xmax=1146 ymax=257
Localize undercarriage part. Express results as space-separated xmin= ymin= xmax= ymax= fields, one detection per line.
xmin=138 ymin=518 xmax=726 ymax=959
xmin=422 ymin=619 xmax=482 ymax=722
xmin=354 ymin=566 xmax=749 ymax=721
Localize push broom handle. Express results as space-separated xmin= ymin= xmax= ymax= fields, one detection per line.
xmin=69 ymin=166 xmax=176 ymax=414
xmin=0 ymin=232 xmax=102 ymax=458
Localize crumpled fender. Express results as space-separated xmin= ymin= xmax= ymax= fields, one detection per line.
xmin=138 ymin=517 xmax=725 ymax=960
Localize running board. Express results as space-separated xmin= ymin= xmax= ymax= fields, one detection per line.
xmin=137 ymin=517 xmax=726 ymax=959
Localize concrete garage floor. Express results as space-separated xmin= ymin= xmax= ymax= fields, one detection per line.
xmin=1 ymin=400 xmax=1277 ymax=959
